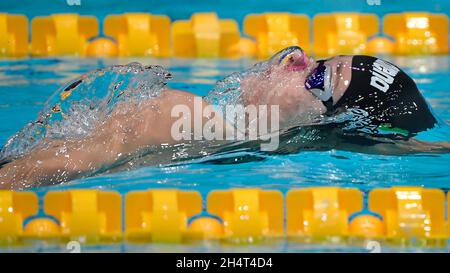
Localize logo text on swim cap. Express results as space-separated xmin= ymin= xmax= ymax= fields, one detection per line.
xmin=370 ymin=59 xmax=399 ymax=93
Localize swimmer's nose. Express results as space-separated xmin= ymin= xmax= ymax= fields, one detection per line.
xmin=270 ymin=46 xmax=310 ymax=71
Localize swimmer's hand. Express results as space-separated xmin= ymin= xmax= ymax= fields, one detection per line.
xmin=337 ymin=137 xmax=450 ymax=155
xmin=0 ymin=132 xmax=128 ymax=190
xmin=392 ymin=139 xmax=450 ymax=154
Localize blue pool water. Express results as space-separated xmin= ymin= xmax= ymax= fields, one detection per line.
xmin=1 ymin=0 xmax=450 ymax=252
xmin=1 ymin=56 xmax=450 ymax=252
xmin=2 ymin=56 xmax=449 ymax=197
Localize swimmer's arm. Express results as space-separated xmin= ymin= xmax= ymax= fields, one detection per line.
xmin=0 ymin=95 xmax=157 ymax=189
xmin=0 ymin=89 xmax=230 ymax=189
xmin=0 ymin=125 xmax=130 ymax=190
xmin=385 ymin=139 xmax=450 ymax=154
xmin=336 ymin=137 xmax=450 ymax=155
xmin=0 ymin=95 xmax=168 ymax=190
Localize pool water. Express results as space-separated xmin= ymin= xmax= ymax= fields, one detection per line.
xmin=1 ymin=56 xmax=450 ymax=252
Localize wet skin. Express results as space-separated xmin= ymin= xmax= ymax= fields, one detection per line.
xmin=1 ymin=48 xmax=449 ymax=189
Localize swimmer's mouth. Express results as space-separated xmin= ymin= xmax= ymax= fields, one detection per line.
xmin=304 ymin=61 xmax=334 ymax=113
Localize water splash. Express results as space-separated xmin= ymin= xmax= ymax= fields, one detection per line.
xmin=0 ymin=62 xmax=171 ymax=161
xmin=204 ymin=58 xmax=272 ymax=112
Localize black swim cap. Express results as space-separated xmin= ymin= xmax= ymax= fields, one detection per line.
xmin=332 ymin=55 xmax=437 ymax=137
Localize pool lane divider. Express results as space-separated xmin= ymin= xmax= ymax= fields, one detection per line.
xmin=0 ymin=12 xmax=448 ymax=58
xmin=30 ymin=14 xmax=99 ymax=57
xmin=104 ymin=13 xmax=170 ymax=57
xmin=0 ymin=186 xmax=449 ymax=247
xmin=0 ymin=13 xmax=28 ymax=57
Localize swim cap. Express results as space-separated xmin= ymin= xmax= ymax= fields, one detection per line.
xmin=332 ymin=55 xmax=437 ymax=136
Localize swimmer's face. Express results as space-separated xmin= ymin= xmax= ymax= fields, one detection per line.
xmin=241 ymin=47 xmax=353 ymax=127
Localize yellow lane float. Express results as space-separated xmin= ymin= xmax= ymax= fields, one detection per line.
xmin=0 ymin=187 xmax=449 ymax=247
xmin=207 ymin=188 xmax=283 ymax=241
xmin=383 ymin=12 xmax=449 ymax=55
xmin=243 ymin=12 xmax=309 ymax=58
xmin=244 ymin=13 xmax=310 ymax=58
xmin=366 ymin=37 xmax=395 ymax=55
xmin=0 ymin=13 xmax=28 ymax=57
xmin=349 ymin=214 xmax=385 ymax=238
xmin=125 ymin=189 xmax=202 ymax=243
xmin=313 ymin=13 xmax=379 ymax=57
xmin=42 ymin=190 xmax=122 ymax=242
xmin=187 ymin=217 xmax=224 ymax=240
xmin=369 ymin=187 xmax=447 ymax=245
xmin=104 ymin=13 xmax=170 ymax=57
xmin=85 ymin=37 xmax=119 ymax=57
xmin=2 ymin=12 xmax=450 ymax=58
xmin=31 ymin=13 xmax=99 ymax=56
xmin=0 ymin=191 xmax=38 ymax=243
xmin=172 ymin=12 xmax=243 ymax=58
xmin=286 ymin=187 xmax=363 ymax=239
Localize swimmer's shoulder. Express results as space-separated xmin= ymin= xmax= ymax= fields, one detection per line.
xmin=141 ymin=88 xmax=208 ymax=108
xmin=142 ymin=88 xmax=236 ymax=139
xmin=162 ymin=88 xmax=203 ymax=100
